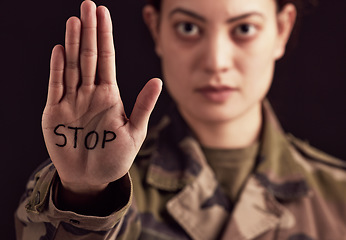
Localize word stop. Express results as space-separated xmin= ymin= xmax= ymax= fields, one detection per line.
xmin=54 ymin=124 xmax=117 ymax=150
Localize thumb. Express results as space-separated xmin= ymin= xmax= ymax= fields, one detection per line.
xmin=130 ymin=78 xmax=162 ymax=132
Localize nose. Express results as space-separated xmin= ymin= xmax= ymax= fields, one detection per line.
xmin=203 ymin=31 xmax=233 ymax=74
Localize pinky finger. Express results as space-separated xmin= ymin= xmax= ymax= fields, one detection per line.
xmin=47 ymin=45 xmax=65 ymax=105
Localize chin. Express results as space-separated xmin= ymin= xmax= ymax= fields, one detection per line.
xmin=186 ymin=104 xmax=245 ymax=125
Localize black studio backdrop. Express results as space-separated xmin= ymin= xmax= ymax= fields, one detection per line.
xmin=1 ymin=0 xmax=346 ymax=239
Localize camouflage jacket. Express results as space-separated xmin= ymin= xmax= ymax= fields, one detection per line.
xmin=15 ymin=101 xmax=346 ymax=240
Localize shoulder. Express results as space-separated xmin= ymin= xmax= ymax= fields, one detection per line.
xmin=285 ymin=134 xmax=346 ymax=223
xmin=286 ymin=133 xmax=346 ymax=171
xmin=286 ymin=134 xmax=346 ymax=201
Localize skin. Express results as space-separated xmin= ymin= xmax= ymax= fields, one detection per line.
xmin=42 ymin=0 xmax=296 ymax=207
xmin=143 ymin=0 xmax=296 ymax=149
xmin=42 ymin=1 xmax=162 ymax=202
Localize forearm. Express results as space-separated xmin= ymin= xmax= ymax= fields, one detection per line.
xmin=15 ymin=161 xmax=133 ymax=240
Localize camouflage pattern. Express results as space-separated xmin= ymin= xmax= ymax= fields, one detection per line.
xmin=15 ymin=100 xmax=346 ymax=239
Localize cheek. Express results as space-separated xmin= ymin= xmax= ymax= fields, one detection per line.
xmin=160 ymin=49 xmax=190 ymax=103
xmin=236 ymin=37 xmax=277 ymax=98
xmin=159 ymin=25 xmax=201 ymax=75
xmin=241 ymin=28 xmax=278 ymax=75
xmin=160 ymin=36 xmax=197 ymax=95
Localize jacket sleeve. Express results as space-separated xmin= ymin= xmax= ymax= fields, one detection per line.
xmin=14 ymin=159 xmax=133 ymax=240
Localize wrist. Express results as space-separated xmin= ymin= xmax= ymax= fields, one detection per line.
xmin=55 ymin=178 xmax=108 ymax=213
xmin=60 ymin=180 xmax=109 ymax=198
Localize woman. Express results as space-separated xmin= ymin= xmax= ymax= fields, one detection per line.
xmin=15 ymin=0 xmax=346 ymax=239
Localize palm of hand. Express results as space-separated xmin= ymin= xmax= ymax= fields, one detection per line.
xmin=42 ymin=1 xmax=161 ymax=194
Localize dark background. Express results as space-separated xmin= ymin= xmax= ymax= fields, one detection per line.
xmin=1 ymin=0 xmax=346 ymax=239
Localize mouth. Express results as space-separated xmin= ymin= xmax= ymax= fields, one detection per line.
xmin=195 ymin=85 xmax=238 ymax=103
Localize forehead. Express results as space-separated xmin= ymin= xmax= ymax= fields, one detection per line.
xmin=161 ymin=0 xmax=277 ymax=19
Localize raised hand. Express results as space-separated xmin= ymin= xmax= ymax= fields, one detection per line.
xmin=42 ymin=0 xmax=162 ymax=196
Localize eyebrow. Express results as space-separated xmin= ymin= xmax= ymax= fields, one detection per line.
xmin=169 ymin=8 xmax=264 ymax=23
xmin=169 ymin=8 xmax=206 ymax=22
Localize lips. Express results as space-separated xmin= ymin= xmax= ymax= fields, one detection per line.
xmin=195 ymin=85 xmax=237 ymax=103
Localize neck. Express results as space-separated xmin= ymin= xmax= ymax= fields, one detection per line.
xmin=182 ymin=103 xmax=263 ymax=149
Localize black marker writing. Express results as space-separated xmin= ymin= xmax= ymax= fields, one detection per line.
xmin=102 ymin=130 xmax=117 ymax=148
xmin=85 ymin=131 xmax=99 ymax=150
xmin=53 ymin=125 xmax=117 ymax=150
xmin=68 ymin=126 xmax=84 ymax=148
xmin=54 ymin=124 xmax=67 ymax=147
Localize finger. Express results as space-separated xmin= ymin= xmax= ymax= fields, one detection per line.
xmin=80 ymin=0 xmax=97 ymax=87
xmin=47 ymin=45 xmax=65 ymax=105
xmin=96 ymin=6 xmax=116 ymax=85
xmin=64 ymin=17 xmax=81 ymax=96
xmin=130 ymin=78 xmax=162 ymax=132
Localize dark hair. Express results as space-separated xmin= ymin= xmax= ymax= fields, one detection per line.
xmin=145 ymin=0 xmax=318 ymax=14
xmin=145 ymin=0 xmax=161 ymax=11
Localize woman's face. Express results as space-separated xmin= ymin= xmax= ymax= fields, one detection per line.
xmin=146 ymin=0 xmax=295 ymax=124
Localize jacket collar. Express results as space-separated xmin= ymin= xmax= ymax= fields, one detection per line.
xmin=220 ymin=101 xmax=311 ymax=239
xmin=142 ymin=101 xmax=311 ymax=239
xmin=144 ymin=100 xmax=309 ymax=200
xmin=144 ymin=106 xmax=203 ymax=191
xmin=255 ymin=100 xmax=309 ymax=201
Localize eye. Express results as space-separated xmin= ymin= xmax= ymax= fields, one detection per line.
xmin=176 ymin=22 xmax=200 ymax=37
xmin=233 ymin=24 xmax=257 ymax=39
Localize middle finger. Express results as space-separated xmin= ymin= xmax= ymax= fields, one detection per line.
xmin=80 ymin=0 xmax=97 ymax=87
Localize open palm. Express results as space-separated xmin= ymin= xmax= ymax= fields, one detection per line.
xmin=42 ymin=1 xmax=161 ymax=194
